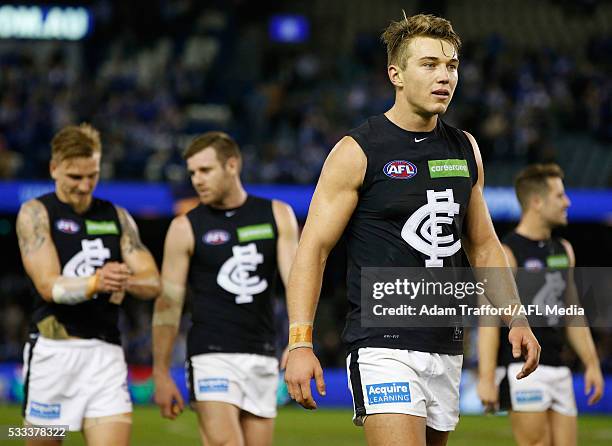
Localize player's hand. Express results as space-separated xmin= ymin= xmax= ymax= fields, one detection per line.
xmin=508 ymin=325 xmax=540 ymax=379
xmin=477 ymin=377 xmax=499 ymax=413
xmin=96 ymin=262 xmax=132 ymax=293
xmin=153 ymin=372 xmax=184 ymax=419
xmin=584 ymin=363 xmax=605 ymax=405
xmin=284 ymin=347 xmax=326 ymax=410
xmin=280 ymin=345 xmax=289 ymax=370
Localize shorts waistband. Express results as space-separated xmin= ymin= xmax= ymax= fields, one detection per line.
xmin=35 ymin=336 xmax=117 ymax=349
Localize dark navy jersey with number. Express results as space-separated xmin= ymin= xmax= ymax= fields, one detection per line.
xmin=186 ymin=195 xmax=279 ymax=357
xmin=499 ymin=232 xmax=569 ymax=366
xmin=29 ymin=193 xmax=123 ymax=344
xmin=342 ymin=114 xmax=478 ymax=355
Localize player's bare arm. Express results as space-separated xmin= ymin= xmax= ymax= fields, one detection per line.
xmin=152 ymin=215 xmax=192 ymax=419
xmin=17 ymin=199 xmax=129 ymax=303
xmin=272 ymin=200 xmax=299 ymax=287
xmin=560 ymin=239 xmax=605 ymax=405
xmin=285 ymin=136 xmax=366 ymax=410
xmin=116 ymin=206 xmax=161 ymax=299
xmin=272 ymin=200 xmax=299 ymax=368
xmin=462 ymin=131 xmax=540 ymax=379
xmin=478 ymin=326 xmax=501 ymax=412
xmin=477 ymin=245 xmax=516 ymax=410
xmin=17 ymin=199 xmax=60 ymax=300
xmin=16 ymin=199 xmax=49 ymax=257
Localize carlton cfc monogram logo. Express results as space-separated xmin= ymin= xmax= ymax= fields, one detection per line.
xmin=217 ymin=243 xmax=268 ymax=304
xmin=401 ymin=189 xmax=461 ymax=267
xmin=532 ymin=271 xmax=566 ymax=325
xmin=63 ymin=238 xmax=111 ymax=276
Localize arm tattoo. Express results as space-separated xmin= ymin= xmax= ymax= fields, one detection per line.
xmin=117 ymin=206 xmax=146 ymax=254
xmin=16 ymin=201 xmax=49 ymax=256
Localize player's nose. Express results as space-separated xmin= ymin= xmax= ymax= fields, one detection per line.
xmin=78 ymin=181 xmax=92 ymax=193
xmin=192 ymin=173 xmax=205 ymax=185
xmin=437 ymin=67 xmax=450 ymax=83
xmin=563 ymin=195 xmax=571 ymax=208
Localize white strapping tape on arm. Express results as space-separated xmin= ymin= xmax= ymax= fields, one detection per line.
xmin=51 ymin=273 xmax=98 ymax=305
xmin=152 ymin=280 xmax=186 ymax=327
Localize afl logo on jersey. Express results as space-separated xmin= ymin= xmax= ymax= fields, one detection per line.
xmin=383 ymin=160 xmax=417 ymax=179
xmin=525 ymin=258 xmax=544 ymax=271
xmin=203 ymin=230 xmax=231 ymax=245
xmin=56 ymin=219 xmax=80 ymax=234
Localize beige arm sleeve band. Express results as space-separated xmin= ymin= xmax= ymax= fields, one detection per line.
xmin=288 ymin=322 xmax=314 ymax=350
xmin=152 ymin=280 xmax=186 ymax=327
xmin=51 ymin=273 xmax=98 ymax=305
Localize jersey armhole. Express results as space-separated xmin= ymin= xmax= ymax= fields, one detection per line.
xmin=111 ymin=204 xmax=125 ymax=238
xmin=33 ymin=198 xmax=54 ymax=245
xmin=184 ymin=210 xmax=199 ymax=255
xmin=268 ymin=199 xmax=280 ymax=238
xmin=459 ymin=130 xmax=479 ymax=187
xmin=557 ymin=238 xmax=574 ymax=266
xmin=346 ymin=133 xmax=370 ymax=194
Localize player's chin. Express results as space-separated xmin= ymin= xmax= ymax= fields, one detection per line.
xmin=71 ymin=193 xmax=91 ymax=204
xmin=198 ymin=192 xmax=214 ymax=204
xmin=428 ymin=103 xmax=449 ymax=115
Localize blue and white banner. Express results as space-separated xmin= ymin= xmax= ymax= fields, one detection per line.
xmin=0 ymin=181 xmax=610 ymax=222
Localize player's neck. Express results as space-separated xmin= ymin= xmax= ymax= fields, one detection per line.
xmin=55 ymin=191 xmax=92 ymax=214
xmin=516 ymin=215 xmax=552 ymax=241
xmin=209 ymin=182 xmax=247 ymax=210
xmin=385 ymin=104 xmax=438 ymax=132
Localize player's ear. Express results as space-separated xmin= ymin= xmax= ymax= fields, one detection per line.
xmin=225 ymin=156 xmax=239 ymax=175
xmin=50 ymin=159 xmax=59 ymax=180
xmin=388 ymin=64 xmax=404 ymax=88
xmin=532 ymin=193 xmax=544 ymax=212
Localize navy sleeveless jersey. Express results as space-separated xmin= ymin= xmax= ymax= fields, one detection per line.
xmin=499 ymin=232 xmax=569 ymax=367
xmin=30 ymin=193 xmax=123 ymax=344
xmin=342 ymin=114 xmax=478 ymax=355
xmin=186 ymin=195 xmax=279 ymax=357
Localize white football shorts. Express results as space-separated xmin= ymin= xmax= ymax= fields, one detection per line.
xmin=22 ymin=336 xmax=132 ymax=431
xmin=347 ymin=347 xmax=463 ymax=431
xmin=506 ymin=362 xmax=577 ymax=416
xmin=188 ymin=353 xmax=279 ymax=418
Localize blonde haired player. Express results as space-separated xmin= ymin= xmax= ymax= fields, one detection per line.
xmin=284 ymin=13 xmax=541 ymax=446
xmin=17 ymin=123 xmax=160 ymax=445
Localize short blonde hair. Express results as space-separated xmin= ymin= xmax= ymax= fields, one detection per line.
xmin=51 ymin=123 xmax=101 ymax=162
xmin=381 ymin=13 xmax=461 ymax=68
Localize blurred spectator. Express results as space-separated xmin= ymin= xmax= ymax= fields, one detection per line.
xmin=0 ymin=1 xmax=609 ymax=186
